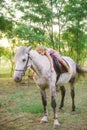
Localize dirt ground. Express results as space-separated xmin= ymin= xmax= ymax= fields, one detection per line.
xmin=0 ymin=78 xmax=87 ymax=130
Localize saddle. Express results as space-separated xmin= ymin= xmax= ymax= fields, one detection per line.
xmin=51 ymin=55 xmax=69 ymax=82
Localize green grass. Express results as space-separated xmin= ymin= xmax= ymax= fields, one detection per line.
xmin=4 ymin=87 xmax=43 ymax=114
xmin=0 ymin=99 xmax=3 ymax=107
xmin=7 ymin=126 xmax=16 ymax=130
xmin=0 ymin=72 xmax=87 ymax=130
xmin=21 ymin=103 xmax=43 ymax=113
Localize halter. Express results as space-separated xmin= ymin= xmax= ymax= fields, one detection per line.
xmin=15 ymin=53 xmax=31 ymax=73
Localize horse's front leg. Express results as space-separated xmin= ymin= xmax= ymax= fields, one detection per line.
xmin=40 ymin=88 xmax=48 ymax=123
xmin=50 ymin=86 xmax=60 ymax=128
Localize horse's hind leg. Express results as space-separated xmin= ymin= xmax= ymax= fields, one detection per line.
xmin=40 ymin=89 xmax=48 ymax=123
xmin=59 ymin=86 xmax=66 ymax=110
xmin=70 ymin=78 xmax=76 ymax=111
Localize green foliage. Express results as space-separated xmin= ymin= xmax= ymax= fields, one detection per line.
xmin=0 ymin=46 xmax=5 ymax=57
xmin=64 ymin=0 xmax=87 ymax=21
xmin=62 ymin=26 xmax=87 ymax=63
xmin=14 ymin=24 xmax=46 ymax=46
xmin=0 ymin=0 xmax=87 ymax=64
xmin=0 ymin=0 xmax=4 ymax=4
xmin=0 ymin=16 xmax=13 ymax=32
xmin=61 ymin=0 xmax=87 ymax=63
xmin=2 ymin=47 xmax=12 ymax=60
xmin=22 ymin=0 xmax=43 ymax=3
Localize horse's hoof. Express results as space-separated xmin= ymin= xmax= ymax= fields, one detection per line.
xmin=41 ymin=116 xmax=48 ymax=123
xmin=54 ymin=124 xmax=60 ymax=129
xmin=41 ymin=120 xmax=48 ymax=123
xmin=59 ymin=108 xmax=64 ymax=112
xmin=54 ymin=119 xmax=60 ymax=129
xmin=72 ymin=110 xmax=76 ymax=115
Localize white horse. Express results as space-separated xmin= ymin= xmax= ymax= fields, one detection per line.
xmin=13 ymin=46 xmax=87 ymax=128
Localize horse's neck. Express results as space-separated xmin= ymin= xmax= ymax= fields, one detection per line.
xmin=30 ymin=50 xmax=50 ymax=76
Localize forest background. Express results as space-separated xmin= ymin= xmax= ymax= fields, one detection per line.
xmin=0 ymin=0 xmax=87 ymax=76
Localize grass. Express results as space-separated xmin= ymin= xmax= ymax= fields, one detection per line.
xmin=21 ymin=103 xmax=43 ymax=113
xmin=0 ymin=99 xmax=3 ymax=107
xmin=5 ymin=87 xmax=43 ymax=114
xmin=0 ymin=67 xmax=87 ymax=130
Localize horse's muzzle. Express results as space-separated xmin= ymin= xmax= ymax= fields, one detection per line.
xmin=13 ymin=76 xmax=22 ymax=82
xmin=13 ymin=70 xmax=23 ymax=82
xmin=13 ymin=74 xmax=22 ymax=82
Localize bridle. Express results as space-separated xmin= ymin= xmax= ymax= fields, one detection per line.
xmin=15 ymin=53 xmax=32 ymax=74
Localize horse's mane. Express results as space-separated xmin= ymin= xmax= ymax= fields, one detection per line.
xmin=14 ymin=46 xmax=26 ymax=61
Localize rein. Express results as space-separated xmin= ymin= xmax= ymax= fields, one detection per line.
xmin=15 ymin=53 xmax=31 ymax=72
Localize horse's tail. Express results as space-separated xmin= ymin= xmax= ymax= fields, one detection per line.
xmin=76 ymin=64 xmax=87 ymax=75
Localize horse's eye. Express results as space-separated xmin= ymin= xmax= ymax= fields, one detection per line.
xmin=22 ymin=59 xmax=26 ymax=62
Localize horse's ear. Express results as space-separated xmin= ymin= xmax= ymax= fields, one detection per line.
xmin=27 ymin=46 xmax=32 ymax=52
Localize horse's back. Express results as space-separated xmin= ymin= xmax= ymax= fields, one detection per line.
xmin=56 ymin=56 xmax=76 ymax=85
xmin=62 ymin=56 xmax=76 ymax=71
xmin=62 ymin=56 xmax=75 ymax=65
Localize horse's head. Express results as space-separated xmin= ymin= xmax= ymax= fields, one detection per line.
xmin=13 ymin=46 xmax=32 ymax=82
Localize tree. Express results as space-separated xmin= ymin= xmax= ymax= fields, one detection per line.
xmin=0 ymin=0 xmax=87 ymax=65
xmin=0 ymin=46 xmax=5 ymax=57
xmin=62 ymin=0 xmax=87 ymax=63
